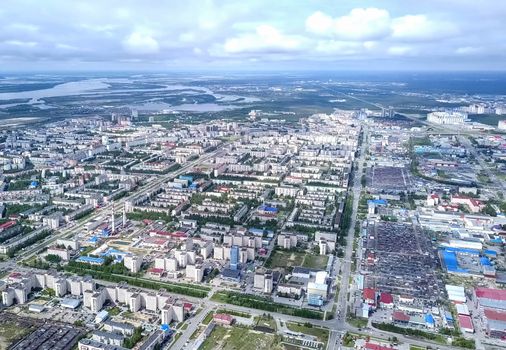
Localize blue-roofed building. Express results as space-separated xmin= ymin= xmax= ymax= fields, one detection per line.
xmin=441 ymin=249 xmax=469 ymax=274
xmin=490 ymin=237 xmax=504 ymax=244
xmin=484 ymin=250 xmax=498 ymax=257
xmin=259 ymin=205 xmax=278 ymax=213
xmin=179 ymin=175 xmax=194 ymax=183
xmin=29 ymin=181 xmax=39 ymax=189
xmin=367 ymin=199 xmax=388 ymax=206
xmin=101 ymin=248 xmax=128 ymax=262
xmin=307 ymin=294 xmax=324 ymax=307
xmin=480 ymin=257 xmax=492 ymax=266
xmin=160 ymin=324 xmax=170 ymax=332
xmin=76 ymin=256 xmax=105 ymax=265
xmin=249 ymin=228 xmax=265 ymax=236
xmin=425 ymin=314 xmax=435 ymax=328
xmin=88 ymin=236 xmax=99 ymax=244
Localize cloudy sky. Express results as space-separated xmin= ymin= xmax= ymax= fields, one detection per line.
xmin=1 ymin=0 xmax=505 ymax=71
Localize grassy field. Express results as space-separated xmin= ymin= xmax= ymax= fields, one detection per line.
xmin=286 ymin=322 xmax=329 ymax=345
xmin=200 ymin=325 xmax=283 ymax=350
xmin=202 ymin=311 xmax=214 ymax=325
xmin=347 ymin=315 xmax=368 ymax=329
xmin=0 ymin=321 xmax=31 ymax=350
xmin=301 ymin=254 xmax=329 ymax=269
xmin=254 ymin=315 xmax=277 ymax=330
xmin=265 ymin=250 xmax=305 ymax=269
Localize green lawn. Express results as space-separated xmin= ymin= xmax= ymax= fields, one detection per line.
xmin=347 ymin=315 xmax=368 ymax=328
xmin=286 ymin=322 xmax=329 ymax=345
xmin=265 ymin=249 xmax=305 ymax=269
xmin=301 ymin=254 xmax=329 ymax=269
xmin=200 ymin=325 xmax=283 ymax=350
xmin=107 ymin=306 xmax=121 ymax=316
xmin=254 ymin=315 xmax=277 ymax=330
xmin=202 ymin=312 xmax=214 ymax=325
xmin=0 ymin=321 xmax=31 ymax=349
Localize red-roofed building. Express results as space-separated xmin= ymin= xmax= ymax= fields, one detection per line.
xmin=365 ymin=342 xmax=393 ymax=350
xmin=213 ymin=313 xmax=234 ymax=325
xmin=8 ymin=272 xmax=23 ymax=283
xmin=217 ymin=186 xmax=230 ymax=193
xmin=363 ymin=288 xmax=376 ymax=306
xmin=483 ymin=309 xmax=506 ymax=339
xmin=143 ymin=237 xmax=169 ymax=248
xmin=183 ymin=303 xmax=193 ymax=312
xmin=475 ymin=287 xmax=506 ymax=301
xmin=484 ymin=309 xmax=506 ymax=322
xmin=451 ymin=195 xmax=484 ymax=213
xmin=458 ymin=315 xmax=474 ymax=333
xmin=0 ymin=220 xmax=16 ymax=231
xmin=379 ymin=292 xmax=394 ymax=308
xmin=392 ymin=311 xmax=410 ymax=324
xmin=148 ymin=267 xmax=164 ymax=277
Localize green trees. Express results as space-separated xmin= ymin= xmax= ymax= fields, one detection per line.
xmin=124 ymin=327 xmax=143 ymax=349
xmin=63 ymin=263 xmax=209 ymax=298
xmin=44 ymin=254 xmax=62 ymax=264
xmin=212 ymin=291 xmax=324 ymax=320
xmin=6 ymin=230 xmax=52 ymax=257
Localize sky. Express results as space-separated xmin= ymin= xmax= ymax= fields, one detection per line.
xmin=0 ymin=0 xmax=505 ymax=71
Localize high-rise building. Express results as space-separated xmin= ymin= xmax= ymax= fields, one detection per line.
xmin=230 ymin=245 xmax=239 ymax=270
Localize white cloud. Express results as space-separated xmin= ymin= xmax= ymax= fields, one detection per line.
xmin=456 ymin=46 xmax=481 ymax=55
xmin=55 ymin=43 xmax=80 ymax=51
xmin=391 ymin=15 xmax=457 ymax=41
xmin=306 ymin=8 xmax=391 ymax=41
xmin=7 ymin=23 xmax=38 ymax=32
xmin=4 ymin=40 xmax=37 ymax=47
xmin=388 ymin=45 xmax=416 ymax=56
xmin=334 ymin=8 xmax=391 ymax=40
xmin=223 ymin=24 xmax=303 ymax=54
xmin=123 ymin=31 xmax=159 ymax=54
xmin=305 ymin=11 xmax=334 ymax=36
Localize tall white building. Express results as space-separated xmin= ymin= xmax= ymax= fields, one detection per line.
xmin=124 ymin=255 xmax=143 ymax=273
xmin=427 ymin=111 xmax=467 ymax=125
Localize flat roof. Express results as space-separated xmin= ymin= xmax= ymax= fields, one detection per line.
xmin=458 ymin=315 xmax=474 ymax=331
xmin=61 ymin=298 xmax=81 ymax=309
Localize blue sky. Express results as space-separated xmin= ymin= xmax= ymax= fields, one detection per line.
xmin=0 ymin=0 xmax=505 ymax=71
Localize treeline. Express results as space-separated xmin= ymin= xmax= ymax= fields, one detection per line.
xmin=337 ymin=194 xmax=353 ymax=245
xmin=67 ymin=259 xmax=131 ymax=275
xmin=6 ymin=230 xmax=52 ymax=257
xmin=186 ymin=214 xmax=235 ymax=226
xmin=372 ymin=323 xmax=475 ymax=349
xmin=212 ymin=291 xmax=324 ymax=320
xmin=63 ymin=265 xmax=209 ymax=298
xmin=0 ymin=225 xmax=28 ymax=244
xmin=373 ymin=322 xmax=442 ymax=341
xmin=127 ymin=211 xmax=172 ymax=223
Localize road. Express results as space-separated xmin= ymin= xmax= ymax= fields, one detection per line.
xmin=326 ymin=124 xmax=368 ymax=349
